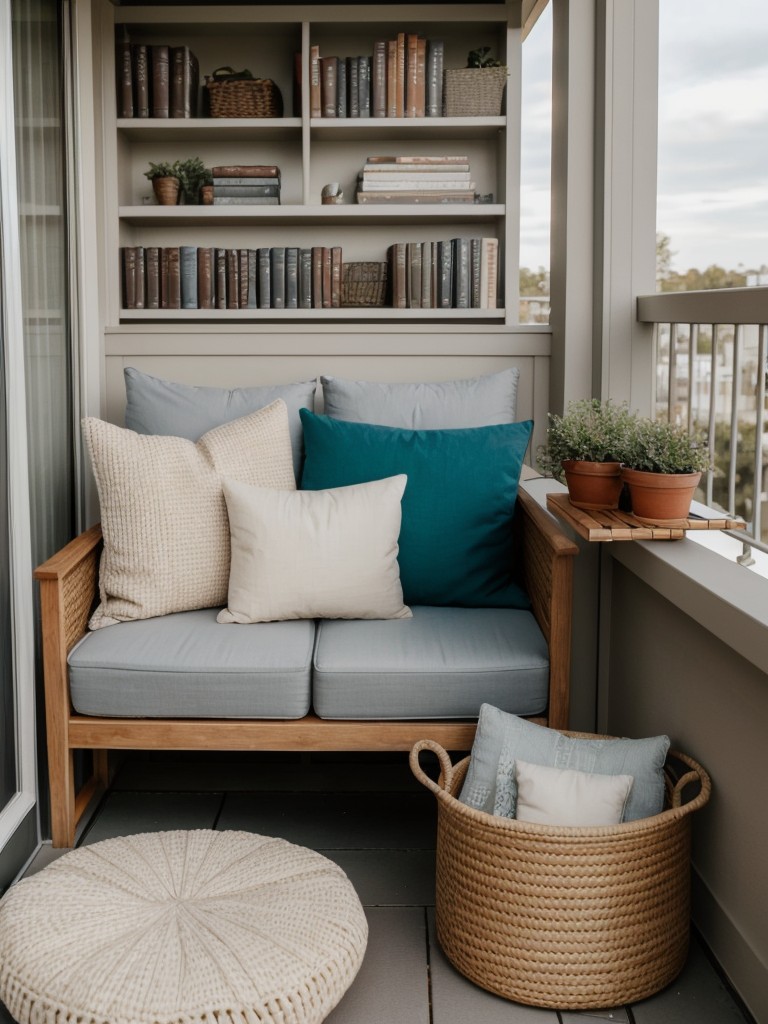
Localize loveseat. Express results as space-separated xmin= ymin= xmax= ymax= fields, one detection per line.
xmin=35 ymin=368 xmax=578 ymax=847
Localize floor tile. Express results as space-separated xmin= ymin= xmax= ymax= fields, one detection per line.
xmin=561 ymin=1009 xmax=631 ymax=1022
xmin=80 ymin=791 xmax=223 ymax=845
xmin=427 ymin=909 xmax=558 ymax=1024
xmin=215 ymin=791 xmax=436 ymax=850
xmin=20 ymin=842 xmax=70 ymax=877
xmin=631 ymin=939 xmax=749 ymax=1024
xmin=326 ymin=850 xmax=436 ymax=907
xmin=326 ymin=908 xmax=430 ymax=1024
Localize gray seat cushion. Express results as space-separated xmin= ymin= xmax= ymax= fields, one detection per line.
xmin=68 ymin=609 xmax=314 ymax=719
xmin=313 ymin=606 xmax=549 ymax=720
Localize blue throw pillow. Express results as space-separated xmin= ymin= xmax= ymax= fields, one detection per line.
xmin=299 ymin=409 xmax=533 ymax=608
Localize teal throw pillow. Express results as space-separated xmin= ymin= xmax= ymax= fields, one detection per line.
xmin=459 ymin=704 xmax=670 ymax=823
xmin=299 ymin=409 xmax=533 ymax=608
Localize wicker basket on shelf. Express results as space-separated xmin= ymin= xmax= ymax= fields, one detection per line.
xmin=443 ymin=66 xmax=508 ymax=117
xmin=410 ymin=736 xmax=711 ymax=1011
xmin=341 ymin=262 xmax=388 ymax=307
xmin=205 ymin=69 xmax=283 ymax=118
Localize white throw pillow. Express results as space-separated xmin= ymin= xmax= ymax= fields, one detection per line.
xmin=83 ymin=400 xmax=296 ymax=629
xmin=218 ymin=475 xmax=412 ymax=623
xmin=513 ymin=759 xmax=634 ymax=827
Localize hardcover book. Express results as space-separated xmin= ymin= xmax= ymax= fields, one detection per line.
xmin=170 ymin=46 xmax=199 ymax=118
xmin=321 ymin=247 xmax=332 ymax=308
xmin=331 ymin=247 xmax=342 ymax=307
xmin=212 ymin=185 xmax=281 ymax=198
xmin=180 ymin=246 xmax=198 ymax=309
xmin=164 ymin=246 xmax=180 ymax=309
xmin=426 ymin=40 xmax=444 ymax=117
xmin=211 ymin=165 xmax=280 ymax=178
xmin=348 ymin=57 xmax=359 ymax=118
xmin=299 ymin=248 xmax=312 ymax=308
xmin=122 ymin=247 xmax=137 ymax=308
xmin=405 ymin=34 xmax=419 ymax=117
xmin=145 ymin=246 xmax=160 ymax=308
xmin=226 ymin=249 xmax=240 ymax=309
xmin=132 ymin=44 xmax=149 ymax=118
xmin=270 ymin=247 xmax=286 ymax=308
xmin=212 ymin=197 xmax=281 ymax=205
xmin=372 ymin=41 xmax=387 ymax=117
xmin=395 ymin=33 xmax=406 ymax=118
xmin=215 ymin=248 xmax=227 ymax=310
xmin=210 ymin=176 xmax=281 ymax=187
xmin=239 ymin=249 xmax=249 ymax=309
xmin=197 ymin=247 xmax=214 ymax=309
xmin=320 ymin=56 xmax=338 ymax=118
xmin=116 ymin=28 xmax=133 ymax=118
xmin=480 ymin=237 xmax=499 ymax=309
xmin=247 ymin=250 xmax=258 ymax=309
xmin=336 ymin=56 xmax=347 ymax=117
xmin=407 ymin=241 xmax=422 ymax=308
xmin=386 ymin=39 xmax=398 ymax=118
xmin=310 ymin=44 xmax=322 ymax=118
xmin=358 ymin=56 xmax=371 ymax=117
xmin=258 ymin=248 xmax=271 ymax=308
xmin=452 ymin=237 xmax=470 ymax=309
xmin=151 ymin=44 xmax=170 ymax=118
xmin=356 ymin=191 xmax=475 ymax=204
xmin=285 ymin=247 xmax=299 ymax=309
xmin=436 ymin=240 xmax=453 ymax=308
xmin=311 ymin=247 xmax=324 ymax=308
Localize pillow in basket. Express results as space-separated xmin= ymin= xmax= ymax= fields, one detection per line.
xmin=513 ymin=760 xmax=635 ymax=827
xmin=84 ymin=399 xmax=295 ymax=629
xmin=459 ymin=704 xmax=669 ymax=823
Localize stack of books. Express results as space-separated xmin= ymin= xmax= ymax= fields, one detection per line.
xmin=356 ymin=156 xmax=475 ymax=204
xmin=116 ymin=30 xmax=199 ymax=118
xmin=387 ymin=237 xmax=498 ymax=309
xmin=211 ymin=165 xmax=281 ymax=206
xmin=121 ymin=245 xmax=343 ymax=310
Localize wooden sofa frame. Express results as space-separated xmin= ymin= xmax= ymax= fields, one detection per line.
xmin=34 ymin=486 xmax=578 ymax=847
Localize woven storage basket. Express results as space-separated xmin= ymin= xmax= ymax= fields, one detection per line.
xmin=410 ymin=736 xmax=711 ymax=1010
xmin=443 ymin=66 xmax=508 ymax=117
xmin=205 ymin=76 xmax=283 ymax=118
xmin=341 ymin=262 xmax=388 ymax=307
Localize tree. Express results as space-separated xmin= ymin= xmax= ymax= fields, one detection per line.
xmin=656 ymin=232 xmax=674 ymax=286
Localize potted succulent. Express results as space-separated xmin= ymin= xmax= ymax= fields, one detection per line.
xmin=621 ymin=418 xmax=712 ymax=523
xmin=144 ymin=160 xmax=181 ymax=205
xmin=175 ymin=156 xmax=210 ymax=205
xmin=537 ymin=399 xmax=638 ymax=510
xmin=443 ymin=46 xmax=508 ymax=117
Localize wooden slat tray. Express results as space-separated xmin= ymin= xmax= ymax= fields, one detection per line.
xmin=546 ymin=491 xmax=747 ymax=542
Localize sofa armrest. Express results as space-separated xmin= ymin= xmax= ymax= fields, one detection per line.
xmin=515 ymin=488 xmax=578 ymax=729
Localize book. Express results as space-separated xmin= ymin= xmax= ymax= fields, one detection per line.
xmin=170 ymin=46 xmax=199 ymax=118
xmin=116 ymin=28 xmax=133 ymax=118
xmin=330 ymin=246 xmax=342 ymax=307
xmin=407 ymin=241 xmax=422 ymax=308
xmin=470 ymin=238 xmax=482 ymax=308
xmin=145 ymin=246 xmax=160 ymax=308
xmin=480 ymin=237 xmax=499 ymax=309
xmin=270 ymin=247 xmax=286 ymax=308
xmin=426 ymin=40 xmax=444 ymax=117
xmin=151 ymin=45 xmax=170 ymax=118
xmin=212 ymin=185 xmax=281 ymax=198
xmin=215 ymin=248 xmax=227 ymax=309
xmin=298 ymin=248 xmax=312 ymax=308
xmin=386 ymin=39 xmax=398 ymax=118
xmin=180 ymin=246 xmax=198 ymax=309
xmin=164 ymin=246 xmax=180 ymax=309
xmin=257 ymin=248 xmax=271 ymax=308
xmin=212 ymin=197 xmax=281 ymax=205
xmin=358 ymin=56 xmax=371 ymax=117
xmin=361 ymin=168 xmax=471 ymax=178
xmin=348 ymin=57 xmax=359 ymax=118
xmin=211 ymin=177 xmax=281 ymax=187
xmin=247 ymin=250 xmax=258 ymax=308
xmin=122 ymin=247 xmax=137 ymax=308
xmin=320 ymin=56 xmax=338 ymax=118
xmin=388 ymin=242 xmax=407 ymax=309
xmin=415 ymin=37 xmax=426 ymax=117
xmin=372 ymin=41 xmax=387 ymax=117
xmin=133 ymin=44 xmax=149 ymax=118
xmin=226 ymin=249 xmax=240 ymax=309
xmin=285 ymin=247 xmax=299 ymax=308
xmin=395 ymin=33 xmax=406 ymax=117
xmin=239 ymin=248 xmax=249 ymax=309
xmin=321 ymin=247 xmax=332 ymax=308
xmin=405 ymin=34 xmax=419 ymax=117
xmin=436 ymin=240 xmax=453 ymax=308
xmin=293 ymin=51 xmax=302 ymax=118
xmin=421 ymin=240 xmax=433 ymax=308
xmin=359 ymin=178 xmax=473 ymax=190
xmin=365 ymin=154 xmax=469 ymax=164
xmin=309 ymin=44 xmax=322 ymax=118
xmin=311 ymin=247 xmax=324 ymax=308
xmin=452 ymin=237 xmax=470 ymax=308
xmin=336 ymin=56 xmax=347 ymax=117
xmin=197 ymin=247 xmax=214 ymax=309
xmin=356 ymin=191 xmax=475 ymax=204
xmin=211 ymin=165 xmax=280 ymax=178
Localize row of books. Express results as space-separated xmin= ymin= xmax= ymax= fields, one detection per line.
xmin=122 ymin=246 xmax=344 ymax=310
xmin=116 ymin=33 xmax=199 ymax=118
xmin=210 ymin=165 xmax=282 ymax=206
xmin=310 ymin=34 xmax=444 ymax=118
xmin=388 ymin=238 xmax=499 ymax=309
xmin=356 ymin=155 xmax=475 ymax=205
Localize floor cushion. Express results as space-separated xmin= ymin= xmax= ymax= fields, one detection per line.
xmin=313 ymin=605 xmax=549 ymax=720
xmin=0 ymin=830 xmax=367 ymax=1024
xmin=68 ymin=608 xmax=314 ymax=718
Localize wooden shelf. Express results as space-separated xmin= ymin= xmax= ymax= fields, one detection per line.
xmin=117 ymin=117 xmax=302 ymax=142
xmin=119 ymin=204 xmax=505 ymax=226
xmin=120 ymin=307 xmax=506 ymax=323
xmin=546 ymin=491 xmax=747 ymax=542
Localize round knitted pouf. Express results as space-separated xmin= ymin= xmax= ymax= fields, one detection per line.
xmin=0 ymin=830 xmax=368 ymax=1024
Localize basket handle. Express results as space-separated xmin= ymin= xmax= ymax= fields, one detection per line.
xmin=409 ymin=739 xmax=455 ymax=795
xmin=668 ymin=749 xmax=712 ymax=811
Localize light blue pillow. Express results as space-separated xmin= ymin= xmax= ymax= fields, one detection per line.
xmin=299 ymin=410 xmax=532 ymax=608
xmin=123 ymin=367 xmax=316 ymax=479
xmin=320 ymin=368 xmax=519 ymax=428
xmin=459 ymin=704 xmax=670 ymax=822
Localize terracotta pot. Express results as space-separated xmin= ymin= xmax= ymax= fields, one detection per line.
xmin=562 ymin=460 xmax=623 ymax=510
xmin=622 ymin=467 xmax=702 ymax=523
xmin=152 ymin=176 xmax=180 ymax=205
xmin=200 ymin=184 xmax=214 ymax=205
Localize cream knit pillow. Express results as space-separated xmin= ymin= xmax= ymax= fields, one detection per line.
xmin=84 ymin=400 xmax=295 ymax=629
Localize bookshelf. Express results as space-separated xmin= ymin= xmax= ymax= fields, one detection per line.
xmin=101 ymin=3 xmax=519 ymax=324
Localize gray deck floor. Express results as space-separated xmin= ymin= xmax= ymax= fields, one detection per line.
xmin=1 ymin=752 xmax=752 ymax=1024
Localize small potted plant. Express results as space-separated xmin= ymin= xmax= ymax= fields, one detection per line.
xmin=175 ymin=156 xmax=210 ymax=205
xmin=443 ymin=46 xmax=508 ymax=117
xmin=621 ymin=418 xmax=712 ymax=523
xmin=537 ymin=399 xmax=638 ymax=510
xmin=144 ymin=160 xmax=181 ymax=205
xmin=199 ymin=168 xmax=214 ymax=205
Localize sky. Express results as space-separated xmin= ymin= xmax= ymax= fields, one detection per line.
xmin=520 ymin=1 xmax=768 ymax=275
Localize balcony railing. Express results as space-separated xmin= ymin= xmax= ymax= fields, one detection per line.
xmin=637 ymin=287 xmax=768 ymax=555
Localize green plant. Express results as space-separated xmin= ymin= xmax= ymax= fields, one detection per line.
xmin=175 ymin=156 xmax=210 ymax=204
xmin=622 ymin=417 xmax=713 ymax=475
xmin=466 ymin=46 xmax=504 ymax=68
xmin=143 ymin=160 xmax=180 ymax=181
xmin=537 ymin=399 xmax=638 ymax=481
